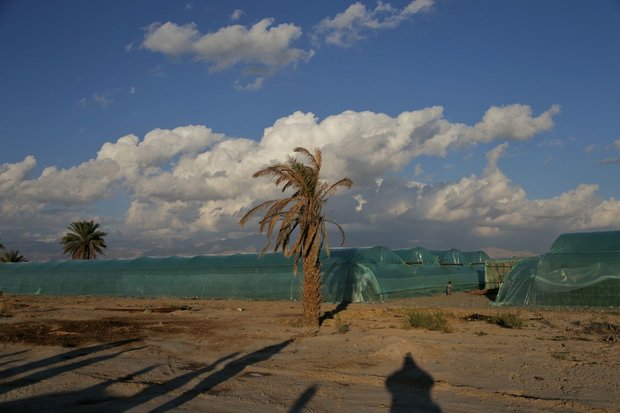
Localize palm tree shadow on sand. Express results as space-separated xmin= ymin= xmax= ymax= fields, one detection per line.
xmin=0 ymin=339 xmax=293 ymax=412
xmin=148 ymin=339 xmax=294 ymax=412
xmin=287 ymin=384 xmax=318 ymax=413
xmin=385 ymin=352 xmax=442 ymax=413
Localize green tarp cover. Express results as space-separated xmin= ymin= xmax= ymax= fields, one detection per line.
xmin=495 ymin=230 xmax=620 ymax=307
xmin=0 ymin=247 xmax=485 ymax=303
xmin=463 ymin=250 xmax=490 ymax=265
xmin=549 ymin=231 xmax=620 ymax=253
xmin=440 ymin=249 xmax=468 ymax=265
xmin=394 ymin=247 xmax=439 ymax=265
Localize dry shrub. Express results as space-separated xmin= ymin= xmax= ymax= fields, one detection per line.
xmin=0 ymin=300 xmax=12 ymax=317
xmin=334 ymin=316 xmax=350 ymax=334
xmin=403 ymin=309 xmax=452 ymax=333
xmin=571 ymin=320 xmax=620 ymax=342
xmin=488 ymin=312 xmax=524 ymax=329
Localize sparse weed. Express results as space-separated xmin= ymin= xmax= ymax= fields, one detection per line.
xmin=335 ymin=316 xmax=350 ymax=334
xmin=551 ymin=351 xmax=567 ymax=360
xmin=551 ymin=351 xmax=581 ymax=362
xmin=0 ymin=300 xmax=13 ymax=317
xmin=475 ymin=331 xmax=488 ymax=336
xmin=570 ymin=320 xmax=620 ymax=343
xmin=403 ymin=310 xmax=452 ymax=333
xmin=488 ymin=312 xmax=524 ymax=329
xmin=582 ymin=321 xmax=619 ymax=336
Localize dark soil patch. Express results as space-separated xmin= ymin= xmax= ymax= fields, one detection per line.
xmin=94 ymin=305 xmax=192 ymax=313
xmin=462 ymin=312 xmax=524 ymax=328
xmin=462 ymin=313 xmax=491 ymax=322
xmin=0 ymin=319 xmax=143 ymax=347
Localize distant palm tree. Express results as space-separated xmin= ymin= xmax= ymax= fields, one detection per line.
xmin=60 ymin=220 xmax=108 ymax=259
xmin=0 ymin=240 xmax=4 ymax=250
xmin=240 ymin=147 xmax=353 ymax=327
xmin=1 ymin=250 xmax=28 ymax=263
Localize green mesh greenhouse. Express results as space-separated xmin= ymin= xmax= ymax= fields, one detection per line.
xmin=496 ymin=230 xmax=620 ymax=306
xmin=0 ymin=246 xmax=488 ymax=302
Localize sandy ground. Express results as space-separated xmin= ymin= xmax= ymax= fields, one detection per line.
xmin=0 ymin=292 xmax=618 ymax=413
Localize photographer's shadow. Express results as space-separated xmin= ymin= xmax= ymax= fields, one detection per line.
xmin=386 ymin=352 xmax=442 ymax=412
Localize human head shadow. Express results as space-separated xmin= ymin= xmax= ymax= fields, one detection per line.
xmin=287 ymin=384 xmax=318 ymax=413
xmin=385 ymin=352 xmax=442 ymax=413
xmin=149 ymin=339 xmax=293 ymax=413
xmin=0 ymin=338 xmax=141 ymax=381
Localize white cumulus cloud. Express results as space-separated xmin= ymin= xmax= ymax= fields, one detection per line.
xmin=80 ymin=91 xmax=117 ymax=109
xmin=234 ymin=77 xmax=264 ymax=91
xmin=143 ymin=22 xmax=198 ymax=56
xmin=315 ymin=0 xmax=434 ymax=46
xmin=462 ymin=104 xmax=560 ymax=145
xmin=353 ymin=194 xmax=367 ymax=211
xmin=142 ymin=18 xmax=314 ymax=77
xmin=0 ymin=156 xmax=36 ymax=193
xmin=92 ymin=92 xmax=114 ymax=109
xmin=2 ymin=103 xmax=618 ymax=260
xmin=231 ymin=9 xmax=244 ymax=21
xmin=414 ymin=163 xmax=423 ymax=177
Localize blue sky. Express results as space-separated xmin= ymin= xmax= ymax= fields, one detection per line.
xmin=1 ymin=0 xmax=619 ymax=260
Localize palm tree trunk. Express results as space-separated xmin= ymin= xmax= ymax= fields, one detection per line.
xmin=301 ymin=240 xmax=322 ymax=328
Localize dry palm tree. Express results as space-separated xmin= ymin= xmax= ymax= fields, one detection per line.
xmin=60 ymin=220 xmax=108 ymax=259
xmin=0 ymin=250 xmax=28 ymax=263
xmin=240 ymin=147 xmax=353 ymax=327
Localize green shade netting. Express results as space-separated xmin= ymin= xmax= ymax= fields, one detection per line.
xmin=495 ymin=230 xmax=620 ymax=307
xmin=394 ymin=247 xmax=440 ymax=265
xmin=462 ymin=250 xmax=490 ymax=265
xmin=428 ymin=250 xmax=448 ymax=261
xmin=0 ymin=247 xmax=486 ymax=303
xmin=375 ymin=264 xmax=484 ymax=299
xmin=342 ymin=246 xmax=405 ymax=264
xmin=549 ymin=230 xmax=620 ymax=253
xmin=439 ymin=249 xmax=467 ymax=265
xmin=398 ymin=248 xmax=489 ymax=266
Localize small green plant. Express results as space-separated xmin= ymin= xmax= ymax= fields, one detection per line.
xmin=488 ymin=312 xmax=524 ymax=329
xmin=335 ymin=316 xmax=350 ymax=334
xmin=403 ymin=310 xmax=452 ymax=333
